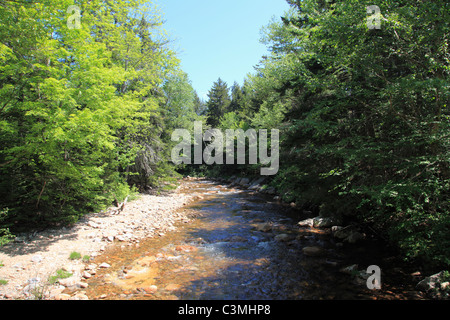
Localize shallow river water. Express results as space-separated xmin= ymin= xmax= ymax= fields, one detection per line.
xmin=83 ymin=179 xmax=424 ymax=300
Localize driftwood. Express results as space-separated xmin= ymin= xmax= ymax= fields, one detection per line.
xmin=109 ymin=196 xmax=129 ymax=215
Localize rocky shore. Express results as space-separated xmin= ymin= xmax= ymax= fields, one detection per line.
xmin=0 ymin=181 xmax=197 ymax=300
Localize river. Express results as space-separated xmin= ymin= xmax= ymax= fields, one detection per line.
xmin=82 ymin=179 xmax=424 ymax=300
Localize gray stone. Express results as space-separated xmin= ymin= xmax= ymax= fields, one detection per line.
xmin=333 ymin=226 xmax=365 ymax=244
xmin=72 ymin=293 xmax=89 ymax=300
xmin=255 ymin=223 xmax=272 ymax=233
xmin=88 ymin=221 xmax=100 ymax=228
xmin=274 ymin=234 xmax=291 ymax=242
xmin=239 ymin=178 xmax=250 ymax=186
xmin=31 ymin=255 xmax=43 ymax=263
xmin=416 ymin=271 xmax=445 ymax=292
xmin=313 ymin=216 xmax=342 ymax=228
xmin=298 ymin=218 xmax=314 ymax=227
xmin=345 ymin=231 xmax=365 ymax=244
xmin=58 ymin=277 xmax=79 ymax=287
xmin=339 ymin=264 xmax=359 ymax=275
xmin=440 ymin=282 xmax=449 ymax=290
xmin=302 ymin=246 xmax=326 ymax=257
xmin=249 ymin=177 xmax=266 ymax=190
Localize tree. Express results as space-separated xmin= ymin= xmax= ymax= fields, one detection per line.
xmin=229 ymin=82 xmax=245 ymax=113
xmin=193 ymin=91 xmax=207 ymax=116
xmin=206 ymin=78 xmax=231 ymax=127
xmin=254 ymin=0 xmax=450 ymax=268
xmin=0 ymin=0 xmax=184 ymax=232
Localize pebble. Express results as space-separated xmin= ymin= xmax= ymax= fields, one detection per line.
xmin=165 ymin=284 xmax=182 ymax=291
xmin=274 ymin=234 xmax=291 ymax=242
xmin=143 ymin=285 xmax=158 ymax=294
xmin=31 ymin=255 xmax=43 ymax=263
xmin=99 ymin=262 xmax=111 ymax=268
xmin=302 ymin=246 xmax=326 ymax=257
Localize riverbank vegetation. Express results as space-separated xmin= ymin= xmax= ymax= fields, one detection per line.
xmin=190 ymin=0 xmax=450 ymax=272
xmin=1 ymin=0 xmax=449 ymax=273
xmin=0 ymin=0 xmax=203 ymax=233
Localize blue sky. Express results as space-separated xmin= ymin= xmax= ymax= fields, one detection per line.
xmin=155 ymin=0 xmax=291 ymax=100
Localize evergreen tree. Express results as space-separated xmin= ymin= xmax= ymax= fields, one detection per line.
xmin=254 ymin=0 xmax=450 ymax=269
xmin=206 ymin=78 xmax=230 ymax=127
xmin=193 ymin=91 xmax=207 ymax=116
xmin=229 ymin=82 xmax=245 ymax=113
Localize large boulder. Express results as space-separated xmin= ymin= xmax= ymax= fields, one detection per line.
xmin=416 ymin=271 xmax=445 ymax=292
xmin=248 ymin=177 xmax=266 ymax=190
xmin=239 ymin=178 xmax=250 ymax=186
xmin=332 ymin=225 xmax=365 ymax=244
xmin=298 ymin=218 xmax=315 ymax=227
xmin=313 ymin=216 xmax=342 ymax=228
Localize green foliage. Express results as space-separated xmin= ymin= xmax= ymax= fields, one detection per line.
xmin=0 ymin=208 xmax=13 ymax=246
xmin=250 ymin=0 xmax=449 ymax=269
xmin=48 ymin=269 xmax=73 ymax=284
xmin=69 ymin=251 xmax=82 ymax=260
xmin=0 ymin=0 xmax=190 ymax=233
xmin=196 ymin=0 xmax=449 ymax=270
xmin=206 ymin=78 xmax=231 ymax=127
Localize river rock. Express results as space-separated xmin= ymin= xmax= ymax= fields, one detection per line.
xmin=88 ymin=221 xmax=101 ymax=229
xmin=333 ymin=226 xmax=365 ymax=243
xmin=99 ymin=262 xmax=111 ymax=268
xmin=58 ymin=277 xmax=79 ymax=287
xmin=239 ymin=178 xmax=250 ymax=186
xmin=274 ymin=234 xmax=291 ymax=242
xmin=175 ymin=245 xmax=197 ymax=252
xmin=143 ymin=285 xmax=158 ymax=294
xmin=345 ymin=230 xmax=365 ymax=244
xmin=72 ymin=293 xmax=89 ymax=300
xmin=302 ymin=246 xmax=326 ymax=257
xmin=265 ymin=187 xmax=276 ymax=195
xmin=165 ymin=283 xmax=182 ymax=291
xmin=255 ymin=223 xmax=272 ymax=232
xmin=298 ymin=218 xmax=314 ymax=227
xmin=339 ymin=264 xmax=359 ymax=274
xmin=313 ymin=216 xmax=342 ymax=228
xmin=229 ymin=236 xmax=248 ymax=242
xmin=249 ymin=177 xmax=266 ymax=190
xmin=416 ymin=271 xmax=445 ymax=292
xmin=31 ymin=255 xmax=43 ymax=263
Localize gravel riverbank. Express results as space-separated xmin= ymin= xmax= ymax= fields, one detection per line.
xmin=0 ymin=180 xmax=197 ymax=300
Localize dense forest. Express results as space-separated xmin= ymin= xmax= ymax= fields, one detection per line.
xmin=1 ymin=0 xmax=449 ymax=275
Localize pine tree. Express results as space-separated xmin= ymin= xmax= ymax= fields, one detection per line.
xmin=206 ymin=78 xmax=230 ymax=127
xmin=193 ymin=91 xmax=207 ymax=116
xmin=229 ymin=82 xmax=245 ymax=112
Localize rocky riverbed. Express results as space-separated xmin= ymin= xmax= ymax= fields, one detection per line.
xmin=0 ymin=182 xmax=198 ymax=300
xmin=1 ymin=177 xmax=445 ymax=300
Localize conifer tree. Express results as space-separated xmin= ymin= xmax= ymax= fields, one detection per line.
xmin=206 ymin=78 xmax=231 ymax=127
